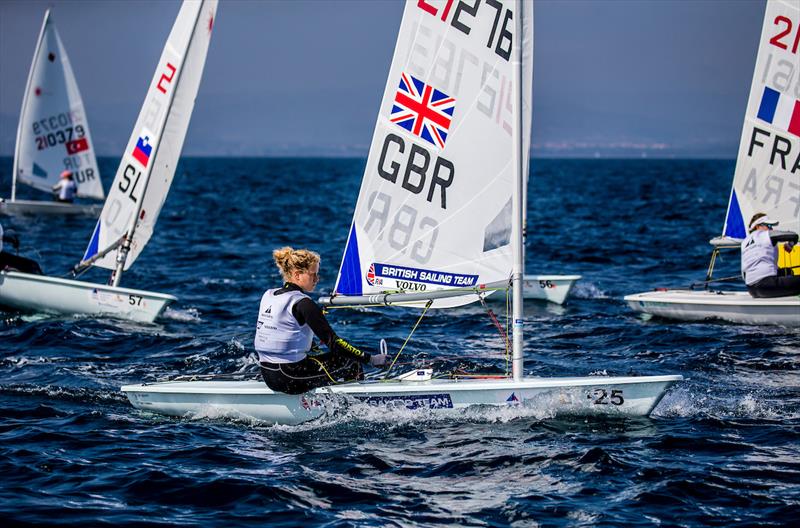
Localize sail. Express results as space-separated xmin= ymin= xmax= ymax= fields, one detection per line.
xmin=332 ymin=0 xmax=533 ymax=308
xmin=82 ymin=0 xmax=217 ymax=270
xmin=13 ymin=10 xmax=103 ymax=200
xmin=722 ymin=0 xmax=800 ymax=240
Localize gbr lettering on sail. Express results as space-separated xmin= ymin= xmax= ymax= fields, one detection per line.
xmin=363 ymin=0 xmax=519 ymax=265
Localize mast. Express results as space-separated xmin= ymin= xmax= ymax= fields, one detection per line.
xmin=111 ymin=3 xmax=204 ymax=287
xmin=12 ymin=10 xmax=50 ymax=202
xmin=511 ymin=0 xmax=525 ymax=381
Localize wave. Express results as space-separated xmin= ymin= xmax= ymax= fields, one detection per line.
xmin=162 ymin=306 xmax=203 ymax=322
xmin=571 ymin=281 xmax=609 ymax=299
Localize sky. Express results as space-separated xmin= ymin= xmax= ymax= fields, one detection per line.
xmin=0 ymin=0 xmax=767 ymax=158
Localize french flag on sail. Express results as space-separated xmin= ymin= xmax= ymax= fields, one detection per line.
xmin=131 ymin=129 xmax=155 ymax=168
xmin=756 ymin=86 xmax=800 ymax=138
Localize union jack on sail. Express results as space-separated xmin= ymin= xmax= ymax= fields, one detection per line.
xmin=390 ymin=73 xmax=455 ymax=149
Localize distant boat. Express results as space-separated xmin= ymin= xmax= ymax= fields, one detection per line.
xmin=123 ymin=0 xmax=680 ymax=424
xmin=1 ymin=9 xmax=104 ymax=217
xmin=521 ymin=274 xmax=581 ymax=304
xmin=0 ymin=0 xmax=218 ymax=322
xmin=625 ymin=0 xmax=799 ymax=326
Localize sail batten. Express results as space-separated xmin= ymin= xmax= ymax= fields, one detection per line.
xmin=722 ymin=0 xmax=800 ymax=239
xmin=332 ymin=0 xmax=533 ymax=309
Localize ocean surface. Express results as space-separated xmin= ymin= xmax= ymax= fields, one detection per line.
xmin=1 ymin=157 xmax=798 ymax=526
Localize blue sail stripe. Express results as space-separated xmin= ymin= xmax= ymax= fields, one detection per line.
xmin=336 ymin=224 xmax=362 ymax=295
xmin=724 ymin=189 xmax=746 ymax=239
xmin=82 ymin=220 xmax=102 ymax=261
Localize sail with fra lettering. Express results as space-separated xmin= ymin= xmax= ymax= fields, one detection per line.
xmin=332 ymin=0 xmax=532 ymax=308
xmin=624 ymin=0 xmax=800 ymax=326
xmin=13 ymin=9 xmax=103 ymax=200
xmin=82 ymin=0 xmax=217 ymax=271
xmin=721 ymin=0 xmax=800 ymax=240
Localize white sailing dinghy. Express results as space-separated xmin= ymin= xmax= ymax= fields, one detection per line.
xmin=0 ymin=0 xmax=218 ymax=323
xmin=123 ymin=0 xmax=680 ymax=424
xmin=1 ymin=9 xmax=104 ymax=217
xmin=521 ymin=274 xmax=580 ymax=304
xmin=625 ymin=0 xmax=800 ymax=326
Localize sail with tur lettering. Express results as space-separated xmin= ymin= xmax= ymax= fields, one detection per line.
xmin=332 ymin=0 xmax=532 ymax=308
xmin=722 ymin=0 xmax=800 ymax=240
xmin=82 ymin=0 xmax=218 ymax=271
xmin=13 ymin=10 xmax=103 ymax=200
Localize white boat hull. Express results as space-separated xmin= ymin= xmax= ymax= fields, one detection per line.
xmin=625 ymin=289 xmax=800 ymax=326
xmin=122 ymin=374 xmax=682 ymax=425
xmin=0 ymin=199 xmax=101 ymax=217
xmin=522 ymin=274 xmax=581 ymax=304
xmin=0 ymin=271 xmax=176 ymax=322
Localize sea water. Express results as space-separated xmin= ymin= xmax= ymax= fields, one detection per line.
xmin=1 ymin=157 xmax=798 ymax=526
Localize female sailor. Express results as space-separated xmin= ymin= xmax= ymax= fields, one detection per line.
xmin=741 ymin=213 xmax=800 ymax=298
xmin=255 ymin=246 xmax=387 ymax=394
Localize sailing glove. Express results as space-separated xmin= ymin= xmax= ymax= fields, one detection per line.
xmin=369 ymin=353 xmax=388 ymax=368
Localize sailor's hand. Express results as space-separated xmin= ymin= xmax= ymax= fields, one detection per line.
xmin=369 ymin=353 xmax=388 ymax=368
xmin=785 ymin=241 xmax=796 ymax=253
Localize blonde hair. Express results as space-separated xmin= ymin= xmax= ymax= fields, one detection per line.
xmin=273 ymin=246 xmax=320 ymax=282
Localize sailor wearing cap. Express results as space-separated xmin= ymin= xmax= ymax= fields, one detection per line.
xmin=51 ymin=170 xmax=78 ymax=203
xmin=741 ymin=213 xmax=800 ymax=298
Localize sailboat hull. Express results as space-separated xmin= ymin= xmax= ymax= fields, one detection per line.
xmin=625 ymin=289 xmax=800 ymax=326
xmin=522 ymin=274 xmax=581 ymax=304
xmin=121 ymin=374 xmax=682 ymax=425
xmin=0 ymin=271 xmax=176 ymax=322
xmin=0 ymin=199 xmax=101 ymax=217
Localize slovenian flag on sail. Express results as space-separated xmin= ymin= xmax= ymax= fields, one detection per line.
xmin=757 ymin=87 xmax=800 ymax=138
xmin=132 ymin=129 xmax=154 ymax=168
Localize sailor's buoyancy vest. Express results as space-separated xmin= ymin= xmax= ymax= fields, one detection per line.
xmin=741 ymin=230 xmax=777 ymax=285
xmin=56 ymin=180 xmax=77 ymax=201
xmin=254 ymin=289 xmax=314 ymax=363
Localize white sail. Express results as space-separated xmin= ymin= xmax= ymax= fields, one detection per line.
xmin=333 ymin=0 xmax=533 ymax=308
xmin=13 ymin=10 xmax=103 ymax=200
xmin=722 ymin=0 xmax=800 ymax=239
xmin=82 ymin=0 xmax=217 ymax=270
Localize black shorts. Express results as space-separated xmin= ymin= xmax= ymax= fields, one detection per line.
xmin=0 ymin=251 xmax=43 ymax=275
xmin=747 ymin=273 xmax=800 ymax=299
xmin=260 ymin=351 xmax=363 ymax=395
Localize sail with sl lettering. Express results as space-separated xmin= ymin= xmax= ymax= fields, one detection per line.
xmin=721 ymin=0 xmax=800 ymax=240
xmin=82 ymin=0 xmax=217 ymax=271
xmin=332 ymin=0 xmax=533 ymax=308
xmin=13 ymin=9 xmax=103 ymax=199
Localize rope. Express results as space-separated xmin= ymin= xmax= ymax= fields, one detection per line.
xmin=480 ymin=296 xmax=510 ymax=353
xmin=505 ymin=285 xmax=511 ymax=375
xmin=690 ymin=275 xmax=741 ymax=289
xmin=309 ymin=356 xmax=338 ymax=384
xmin=384 ymin=299 xmax=433 ymax=379
xmin=323 ymin=284 xmax=508 ymax=310
xmin=477 ymin=283 xmax=512 ymax=376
